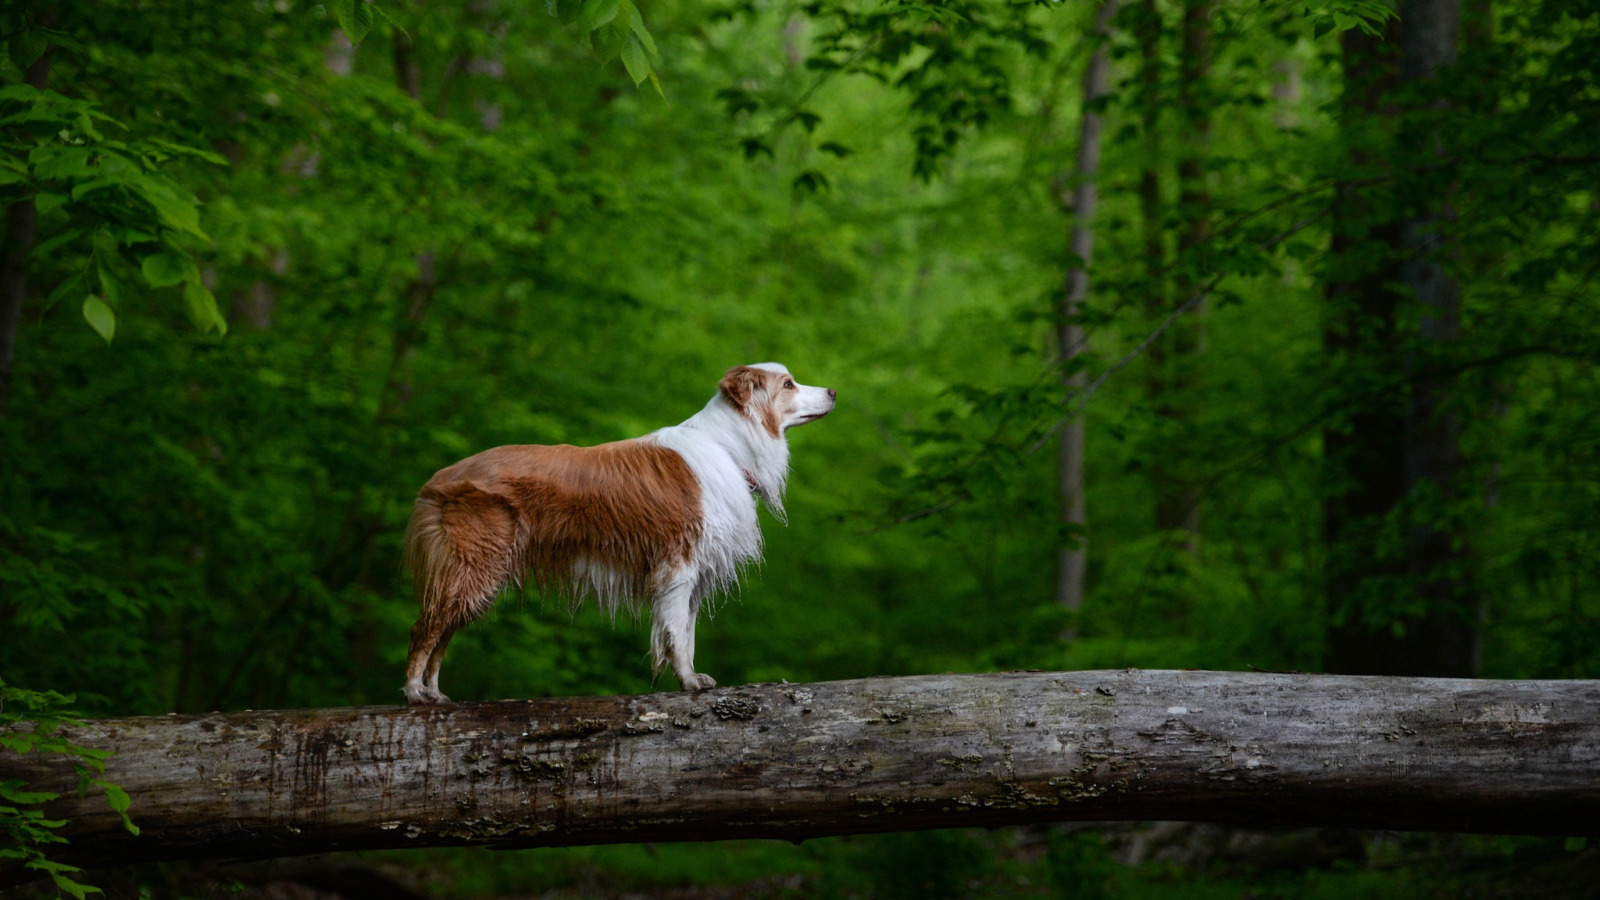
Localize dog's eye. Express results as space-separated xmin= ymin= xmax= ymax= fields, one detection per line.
xmin=784 ymin=380 xmax=795 ymax=390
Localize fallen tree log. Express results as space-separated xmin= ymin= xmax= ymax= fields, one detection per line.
xmin=3 ymin=669 xmax=1597 ymax=881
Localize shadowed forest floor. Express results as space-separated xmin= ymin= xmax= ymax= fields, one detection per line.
xmin=16 ymin=827 xmax=1597 ymax=900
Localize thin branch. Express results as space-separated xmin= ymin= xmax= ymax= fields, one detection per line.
xmin=1029 ymin=210 xmax=1330 ymax=456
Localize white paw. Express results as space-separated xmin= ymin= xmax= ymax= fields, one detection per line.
xmin=404 ymin=685 xmax=451 ymax=705
xmin=681 ymin=672 xmax=717 ymax=691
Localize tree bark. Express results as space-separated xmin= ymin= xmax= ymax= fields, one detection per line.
xmin=0 ymin=27 xmax=55 ymax=419
xmin=1323 ymin=16 xmax=1409 ymax=676
xmin=4 ymin=670 xmax=1598 ymax=882
xmin=0 ymin=195 xmax=37 ymax=418
xmin=1325 ymin=1 xmax=1476 ymax=677
xmin=1134 ymin=0 xmax=1173 ymax=536
xmin=1135 ymin=0 xmax=1164 ymax=311
xmin=1054 ymin=0 xmax=1119 ymax=618
xmin=1399 ymin=0 xmax=1475 ymax=678
xmin=1151 ymin=0 xmax=1210 ymax=551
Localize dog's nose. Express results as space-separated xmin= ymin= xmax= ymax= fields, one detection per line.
xmin=827 ymin=389 xmax=837 ymax=400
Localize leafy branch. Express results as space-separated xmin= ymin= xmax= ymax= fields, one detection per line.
xmin=548 ymin=0 xmax=666 ymax=95
xmin=0 ymin=84 xmax=227 ymax=343
xmin=331 ymin=0 xmax=407 ymax=47
xmin=1 ymin=678 xmax=136 ymax=899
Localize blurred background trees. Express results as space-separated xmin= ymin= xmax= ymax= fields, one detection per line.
xmin=3 ymin=0 xmax=1599 ymax=895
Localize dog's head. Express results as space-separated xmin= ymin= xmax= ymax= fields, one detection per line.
xmin=719 ymin=363 xmax=836 ymax=438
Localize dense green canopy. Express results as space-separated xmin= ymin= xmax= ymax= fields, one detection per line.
xmin=3 ymin=0 xmax=1598 ymax=895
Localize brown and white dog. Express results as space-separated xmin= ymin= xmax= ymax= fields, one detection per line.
xmin=402 ymin=363 xmax=836 ymax=704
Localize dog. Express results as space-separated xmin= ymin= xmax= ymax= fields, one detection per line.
xmin=402 ymin=363 xmax=835 ymax=704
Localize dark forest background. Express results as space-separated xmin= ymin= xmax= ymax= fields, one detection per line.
xmin=3 ymin=0 xmax=1598 ymax=896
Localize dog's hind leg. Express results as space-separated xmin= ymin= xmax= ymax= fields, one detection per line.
xmin=423 ymin=623 xmax=462 ymax=700
xmin=403 ymin=484 xmax=518 ymax=705
xmin=405 ymin=615 xmax=453 ymax=704
xmin=651 ymin=568 xmax=715 ymax=691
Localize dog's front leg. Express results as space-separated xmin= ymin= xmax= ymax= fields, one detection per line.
xmin=650 ymin=569 xmax=716 ymax=691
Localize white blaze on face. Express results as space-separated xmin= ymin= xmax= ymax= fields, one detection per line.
xmin=747 ymin=362 xmax=836 ymax=431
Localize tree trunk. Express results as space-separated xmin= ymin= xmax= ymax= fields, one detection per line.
xmin=4 ymin=670 xmax=1598 ymax=882
xmin=1135 ymin=0 xmax=1163 ymax=312
xmin=1152 ymin=0 xmax=1210 ymax=551
xmin=1135 ymin=0 xmax=1171 ymax=539
xmin=1325 ymin=1 xmax=1476 ymax=677
xmin=1399 ymin=0 xmax=1475 ymax=678
xmin=1323 ymin=17 xmax=1409 ymax=675
xmin=0 ymin=196 xmax=37 ymax=418
xmin=381 ymin=16 xmax=437 ymax=427
xmin=0 ymin=30 xmax=54 ymax=419
xmin=1054 ymin=0 xmax=1119 ymax=618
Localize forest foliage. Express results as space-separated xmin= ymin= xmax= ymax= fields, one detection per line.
xmin=2 ymin=0 xmax=1599 ymax=895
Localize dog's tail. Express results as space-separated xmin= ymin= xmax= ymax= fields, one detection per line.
xmin=405 ymin=481 xmax=520 ymax=625
xmin=404 ymin=487 xmax=450 ymax=616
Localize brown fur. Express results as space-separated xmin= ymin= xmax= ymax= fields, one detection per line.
xmin=403 ymin=440 xmax=702 ymax=696
xmin=719 ymin=366 xmax=784 ymax=438
xmin=717 ymin=367 xmax=760 ymax=409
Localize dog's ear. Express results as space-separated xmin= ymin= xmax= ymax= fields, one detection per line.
xmin=719 ymin=366 xmax=762 ymax=410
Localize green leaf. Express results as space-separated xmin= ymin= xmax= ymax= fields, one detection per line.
xmin=97 ymin=780 xmax=127 ymax=813
xmin=95 ymin=256 xmax=123 ymax=309
xmin=82 ymin=296 xmax=115 ymax=343
xmin=42 ymin=272 xmax=81 ymax=312
xmin=819 ymin=141 xmax=854 ymax=158
xmin=109 ymin=227 xmax=156 ymax=245
xmin=580 ymin=0 xmax=621 ymax=32
xmin=141 ymin=250 xmax=196 ymax=288
xmin=29 ymin=227 xmax=84 ymax=261
xmin=34 ymin=26 xmax=86 ymax=57
xmin=70 ymin=178 xmax=115 ymax=201
xmin=630 ymin=21 xmax=659 ymax=60
xmin=91 ymin=226 xmax=118 ymax=260
xmin=8 ymin=29 xmax=48 ymax=71
xmin=68 ymin=744 xmax=112 ymax=766
xmin=183 ymin=282 xmax=226 ymax=335
xmin=35 ymin=192 xmax=67 ymax=215
xmin=46 ymin=869 xmax=103 ymax=900
xmin=590 ymin=21 xmax=626 ymax=65
xmin=144 ymin=138 xmax=229 ymax=167
xmin=619 ymin=34 xmax=649 ymax=86
xmin=335 ymin=0 xmax=375 ymax=45
xmin=132 ymin=181 xmax=206 ymax=238
xmin=622 ymin=0 xmax=658 ymax=58
xmin=96 ymin=252 xmax=125 ymax=305
xmin=371 ymin=3 xmax=410 ymax=41
xmin=30 ymin=146 xmax=94 ymax=181
xmin=73 ymin=109 xmax=104 ymax=141
xmin=92 ymin=779 xmax=139 ymax=835
xmin=28 ymin=857 xmax=85 ymax=875
xmin=792 ymin=170 xmax=830 ymax=194
xmin=0 ymin=83 xmax=41 ymax=103
xmin=716 ymin=89 xmax=758 ymax=116
xmin=0 ymin=785 xmax=58 ymax=804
